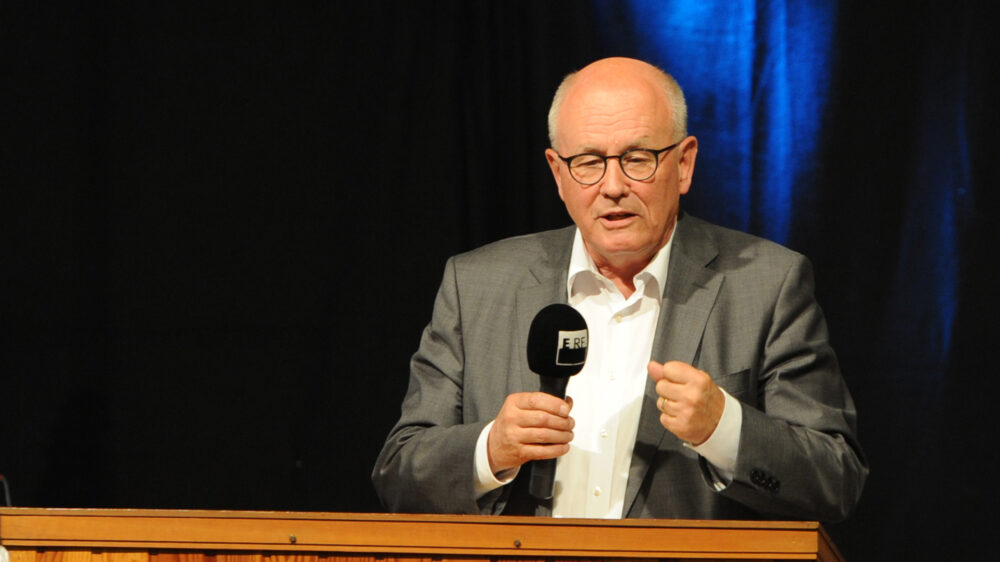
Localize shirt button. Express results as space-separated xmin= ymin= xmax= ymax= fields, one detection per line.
xmin=600 ymin=429 xmax=608 ymax=438
xmin=613 ymin=314 xmax=623 ymax=323
xmin=593 ymin=486 xmax=602 ymax=496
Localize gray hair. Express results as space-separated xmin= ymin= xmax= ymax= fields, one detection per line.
xmin=547 ymin=65 xmax=688 ymax=151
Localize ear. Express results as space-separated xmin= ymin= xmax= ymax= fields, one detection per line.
xmin=676 ymin=136 xmax=698 ymax=195
xmin=545 ymin=148 xmax=568 ymax=202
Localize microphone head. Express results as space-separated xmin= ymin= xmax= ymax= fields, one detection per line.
xmin=527 ymin=303 xmax=588 ymax=378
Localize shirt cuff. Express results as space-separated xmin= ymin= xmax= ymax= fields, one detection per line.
xmin=474 ymin=420 xmax=520 ymax=498
xmin=686 ymin=388 xmax=742 ymax=488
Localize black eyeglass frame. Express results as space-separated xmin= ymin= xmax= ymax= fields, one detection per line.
xmin=556 ymin=141 xmax=683 ymax=185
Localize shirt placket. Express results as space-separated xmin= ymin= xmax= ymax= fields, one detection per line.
xmin=585 ymin=285 xmax=641 ymax=515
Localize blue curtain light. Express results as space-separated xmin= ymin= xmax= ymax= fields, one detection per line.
xmin=620 ymin=0 xmax=835 ymax=245
xmin=882 ymin=40 xmax=970 ymax=371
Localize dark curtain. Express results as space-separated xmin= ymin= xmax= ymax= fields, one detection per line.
xmin=2 ymin=2 xmax=997 ymax=559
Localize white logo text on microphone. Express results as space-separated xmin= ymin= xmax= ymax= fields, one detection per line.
xmin=556 ymin=329 xmax=588 ymax=366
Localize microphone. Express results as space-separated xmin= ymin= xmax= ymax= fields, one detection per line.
xmin=525 ymin=303 xmax=588 ymax=500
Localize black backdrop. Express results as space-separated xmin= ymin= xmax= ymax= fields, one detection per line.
xmin=3 ymin=2 xmax=999 ymax=559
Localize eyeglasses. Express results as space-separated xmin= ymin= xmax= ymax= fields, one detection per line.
xmin=556 ymin=142 xmax=682 ymax=185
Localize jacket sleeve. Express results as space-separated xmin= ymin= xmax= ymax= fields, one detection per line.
xmin=715 ymin=255 xmax=869 ymax=522
xmin=371 ymin=257 xmax=493 ymax=514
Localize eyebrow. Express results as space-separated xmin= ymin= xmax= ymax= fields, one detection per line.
xmin=575 ymin=141 xmax=656 ymax=155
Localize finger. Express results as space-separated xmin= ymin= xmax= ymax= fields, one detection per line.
xmin=659 ymin=412 xmax=679 ymax=435
xmin=501 ymin=407 xmax=575 ymax=432
xmin=657 ymin=395 xmax=670 ymax=413
xmin=525 ymin=410 xmax=576 ymax=431
xmin=514 ymin=392 xmax=572 ymax=417
xmin=491 ymin=412 xmax=574 ymax=443
xmin=657 ymin=394 xmax=682 ymax=416
xmin=518 ymin=442 xmax=572 ymax=462
xmin=503 ymin=397 xmax=576 ymax=429
xmin=519 ymin=426 xmax=574 ymax=446
xmin=655 ymin=377 xmax=685 ymax=404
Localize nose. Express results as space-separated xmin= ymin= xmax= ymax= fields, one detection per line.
xmin=599 ymin=156 xmax=630 ymax=198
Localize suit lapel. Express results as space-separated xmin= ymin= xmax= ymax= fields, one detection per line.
xmin=623 ymin=214 xmax=724 ymax=515
xmin=513 ymin=229 xmax=573 ymax=395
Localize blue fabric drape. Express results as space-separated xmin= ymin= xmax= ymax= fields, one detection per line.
xmin=619 ymin=0 xmax=835 ymax=245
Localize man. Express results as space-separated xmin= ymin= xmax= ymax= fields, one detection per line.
xmin=372 ymin=57 xmax=867 ymax=521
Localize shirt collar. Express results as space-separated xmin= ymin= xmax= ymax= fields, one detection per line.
xmin=566 ymin=227 xmax=674 ymax=302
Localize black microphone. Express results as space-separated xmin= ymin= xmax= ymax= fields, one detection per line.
xmin=526 ymin=303 xmax=588 ymax=500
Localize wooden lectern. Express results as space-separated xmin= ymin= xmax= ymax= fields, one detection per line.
xmin=0 ymin=508 xmax=843 ymax=562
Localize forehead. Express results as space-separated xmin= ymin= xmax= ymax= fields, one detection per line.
xmin=557 ymin=78 xmax=672 ymax=152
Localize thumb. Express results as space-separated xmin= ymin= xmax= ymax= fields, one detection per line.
xmin=647 ymin=360 xmax=666 ymax=382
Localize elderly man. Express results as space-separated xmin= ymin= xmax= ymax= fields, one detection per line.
xmin=372 ymin=57 xmax=867 ymax=521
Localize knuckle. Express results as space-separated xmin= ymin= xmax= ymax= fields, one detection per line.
xmin=529 ymin=410 xmax=549 ymax=427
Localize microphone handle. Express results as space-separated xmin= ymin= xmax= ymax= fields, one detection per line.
xmin=539 ymin=376 xmax=569 ymax=398
xmin=529 ymin=376 xmax=570 ymax=499
xmin=529 ymin=458 xmax=557 ymax=499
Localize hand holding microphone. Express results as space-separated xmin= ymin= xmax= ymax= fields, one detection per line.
xmin=485 ymin=304 xmax=588 ymax=499
xmin=486 ymin=392 xmax=575 ymax=473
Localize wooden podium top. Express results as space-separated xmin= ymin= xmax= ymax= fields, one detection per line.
xmin=0 ymin=508 xmax=843 ymax=561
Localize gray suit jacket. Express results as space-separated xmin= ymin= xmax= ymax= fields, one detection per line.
xmin=372 ymin=213 xmax=867 ymax=521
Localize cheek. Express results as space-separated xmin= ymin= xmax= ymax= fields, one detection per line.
xmin=644 ymin=186 xmax=677 ymax=220
xmin=565 ymin=191 xmax=594 ymax=214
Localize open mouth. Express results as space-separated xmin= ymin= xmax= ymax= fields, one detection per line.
xmin=601 ymin=211 xmax=635 ymax=222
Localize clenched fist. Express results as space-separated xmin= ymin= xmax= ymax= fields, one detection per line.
xmin=648 ymin=360 xmax=724 ymax=445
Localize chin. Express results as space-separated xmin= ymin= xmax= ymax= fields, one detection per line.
xmin=595 ymin=243 xmax=648 ymax=259
xmin=598 ymin=234 xmax=645 ymax=252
